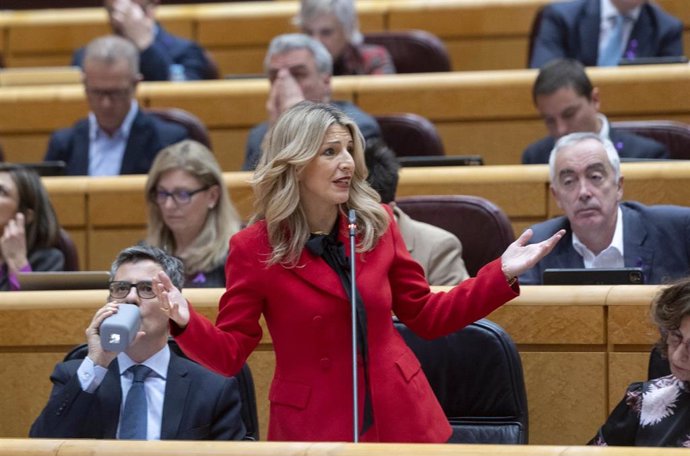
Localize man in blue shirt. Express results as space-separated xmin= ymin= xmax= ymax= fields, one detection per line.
xmin=45 ymin=35 xmax=188 ymax=176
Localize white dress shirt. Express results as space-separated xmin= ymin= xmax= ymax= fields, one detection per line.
xmin=572 ymin=206 xmax=625 ymax=268
xmin=599 ymin=0 xmax=642 ymax=60
xmin=77 ymin=344 xmax=170 ymax=440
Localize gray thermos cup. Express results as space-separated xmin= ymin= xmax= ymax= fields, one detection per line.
xmin=100 ymin=304 xmax=141 ymax=352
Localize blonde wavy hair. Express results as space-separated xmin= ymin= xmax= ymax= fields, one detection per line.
xmin=251 ymin=101 xmax=389 ymax=266
xmin=145 ymin=140 xmax=241 ymax=275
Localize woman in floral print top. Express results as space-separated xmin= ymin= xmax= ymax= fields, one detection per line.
xmin=590 ymin=277 xmax=690 ymax=447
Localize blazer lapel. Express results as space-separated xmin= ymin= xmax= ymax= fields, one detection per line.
xmin=579 ymin=0 xmax=601 ymax=66
xmin=621 ymin=204 xmax=654 ymax=279
xmin=627 ymin=5 xmax=653 ymax=58
xmin=72 ymin=120 xmax=91 ymax=176
xmin=120 ymin=111 xmax=150 ymax=174
xmin=99 ymin=360 xmax=124 ymax=438
xmin=160 ymin=352 xmax=190 ymax=439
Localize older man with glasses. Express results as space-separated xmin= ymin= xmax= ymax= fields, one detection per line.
xmin=30 ymin=244 xmax=247 ymax=441
xmin=44 ymin=35 xmax=189 ymax=176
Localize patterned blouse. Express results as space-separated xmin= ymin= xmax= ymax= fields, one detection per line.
xmin=590 ymin=375 xmax=690 ymax=447
xmin=333 ymin=43 xmax=396 ymax=76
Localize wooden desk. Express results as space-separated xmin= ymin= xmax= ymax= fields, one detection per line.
xmin=2 ymin=65 xmax=689 ymax=171
xmin=0 ymin=285 xmax=662 ymax=445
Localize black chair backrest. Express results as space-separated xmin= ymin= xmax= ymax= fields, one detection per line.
xmin=145 ymin=107 xmax=213 ymax=150
xmin=395 ymin=195 xmax=515 ymax=277
xmin=374 ymin=113 xmax=445 ymax=158
xmin=56 ymin=228 xmax=80 ymax=271
xmin=611 ymin=120 xmax=690 ymax=160
xmin=363 ymin=30 xmax=451 ymax=73
xmin=393 ymin=318 xmax=528 ymax=444
xmin=63 ymin=339 xmax=259 ymax=440
xmin=648 ymin=344 xmax=671 ymax=380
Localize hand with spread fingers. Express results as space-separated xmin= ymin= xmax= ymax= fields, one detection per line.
xmin=500 ymin=228 xmax=566 ymax=281
xmin=1 ymin=212 xmax=29 ymax=275
xmin=154 ymin=270 xmax=190 ymax=328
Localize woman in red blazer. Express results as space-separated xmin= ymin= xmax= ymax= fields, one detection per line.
xmin=157 ymin=102 xmax=563 ymax=442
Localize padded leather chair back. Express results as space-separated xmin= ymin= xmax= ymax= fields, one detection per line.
xmin=145 ymin=108 xmax=213 ymax=150
xmin=395 ymin=195 xmax=514 ymax=276
xmin=374 ymin=113 xmax=445 ymax=157
xmin=56 ymin=228 xmax=79 ymax=271
xmin=63 ymin=339 xmax=260 ymax=440
xmin=394 ymin=318 xmax=528 ymax=444
xmin=648 ymin=344 xmax=671 ymax=380
xmin=363 ymin=30 xmax=451 ymax=73
xmin=611 ymin=120 xmax=690 ymax=160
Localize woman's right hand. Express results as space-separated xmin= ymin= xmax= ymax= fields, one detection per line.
xmin=154 ymin=270 xmax=190 ymax=328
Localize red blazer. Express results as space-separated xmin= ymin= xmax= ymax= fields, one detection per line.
xmin=174 ymin=207 xmax=518 ymax=442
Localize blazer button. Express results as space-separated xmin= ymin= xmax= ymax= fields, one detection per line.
xmin=320 ymin=357 xmax=332 ymax=370
xmin=313 ymin=316 xmax=323 ymax=325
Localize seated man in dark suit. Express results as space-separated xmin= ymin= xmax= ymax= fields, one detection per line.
xmin=522 ymin=58 xmax=668 ymax=164
xmin=520 ymin=132 xmax=690 ymax=285
xmin=46 ymin=35 xmax=188 ymax=176
xmin=241 ymin=33 xmax=381 ymax=171
xmin=364 ymin=138 xmax=469 ymax=285
xmin=30 ymin=244 xmax=246 ymax=440
xmin=72 ymin=0 xmax=215 ymax=81
xmin=530 ymin=0 xmax=683 ymax=68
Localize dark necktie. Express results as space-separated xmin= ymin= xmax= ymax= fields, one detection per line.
xmin=306 ymin=230 xmax=374 ymax=436
xmin=120 ymin=364 xmax=152 ymax=440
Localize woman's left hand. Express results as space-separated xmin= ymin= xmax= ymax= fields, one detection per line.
xmin=153 ymin=270 xmax=191 ymax=328
xmin=0 ymin=213 xmax=29 ymax=273
xmin=500 ymin=228 xmax=565 ymax=280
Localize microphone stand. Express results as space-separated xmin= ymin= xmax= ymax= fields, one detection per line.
xmin=347 ymin=209 xmax=359 ymax=443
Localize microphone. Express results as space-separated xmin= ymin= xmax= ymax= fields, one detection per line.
xmin=347 ymin=208 xmax=358 ymax=442
xmin=100 ymin=304 xmax=141 ymax=352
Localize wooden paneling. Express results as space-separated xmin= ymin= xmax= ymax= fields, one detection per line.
xmin=0 ymin=285 xmax=669 ymax=445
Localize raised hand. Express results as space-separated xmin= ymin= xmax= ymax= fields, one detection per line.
xmin=108 ymin=0 xmax=155 ymax=50
xmin=500 ymin=229 xmax=565 ymax=280
xmin=267 ymin=68 xmax=305 ymax=123
xmin=0 ymin=212 xmax=29 ymax=274
xmin=154 ymin=270 xmax=190 ymax=328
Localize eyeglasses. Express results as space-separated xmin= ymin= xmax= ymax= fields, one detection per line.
xmin=154 ymin=187 xmax=210 ymax=205
xmin=85 ymin=86 xmax=133 ymax=100
xmin=109 ymin=281 xmax=156 ymax=299
xmin=666 ymin=331 xmax=690 ymax=352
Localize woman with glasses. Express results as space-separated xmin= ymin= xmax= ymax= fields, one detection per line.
xmin=0 ymin=164 xmax=64 ymax=290
xmin=590 ymin=277 xmax=690 ymax=447
xmin=145 ymin=140 xmax=241 ymax=288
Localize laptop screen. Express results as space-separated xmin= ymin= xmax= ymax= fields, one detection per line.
xmin=17 ymin=271 xmax=110 ymax=291
xmin=542 ymin=267 xmax=644 ymax=285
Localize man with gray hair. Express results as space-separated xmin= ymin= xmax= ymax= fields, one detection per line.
xmin=30 ymin=244 xmax=246 ymax=440
xmin=242 ymin=33 xmax=381 ymax=170
xmin=519 ymin=132 xmax=690 ymax=284
xmin=44 ymin=35 xmax=188 ymax=176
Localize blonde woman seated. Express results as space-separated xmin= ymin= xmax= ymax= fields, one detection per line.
xmin=0 ymin=164 xmax=64 ymax=291
xmin=145 ymin=140 xmax=241 ymax=288
xmin=590 ymin=277 xmax=690 ymax=447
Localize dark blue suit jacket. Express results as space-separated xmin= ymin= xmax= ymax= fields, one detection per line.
xmin=521 ymin=128 xmax=669 ymax=164
xmin=242 ymin=100 xmax=381 ymax=171
xmin=72 ymin=26 xmax=215 ymax=81
xmin=29 ymin=350 xmax=246 ymax=440
xmin=529 ymin=0 xmax=684 ymax=68
xmin=44 ymin=109 xmax=188 ymax=176
xmin=519 ymin=201 xmax=690 ymax=285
